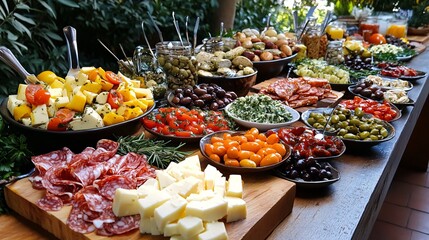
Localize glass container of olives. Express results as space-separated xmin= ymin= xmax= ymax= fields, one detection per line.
xmin=325 ymin=40 xmax=344 ymax=65
xmin=156 ymin=41 xmax=198 ymax=91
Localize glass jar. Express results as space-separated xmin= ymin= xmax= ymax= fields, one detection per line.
xmin=376 ymin=14 xmax=394 ymax=35
xmin=199 ymin=37 xmax=225 ymax=53
xmin=156 ymin=41 xmax=197 ymax=91
xmin=386 ymin=19 xmax=407 ymax=38
xmin=327 ymin=21 xmax=347 ymax=40
xmin=302 ymin=27 xmax=321 ymax=59
xmin=359 ymin=16 xmax=379 ymax=42
xmin=325 ymin=40 xmax=344 ymax=65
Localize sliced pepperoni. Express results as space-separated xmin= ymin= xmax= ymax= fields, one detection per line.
xmin=102 ymin=214 xmax=140 ymax=235
xmin=92 ymin=139 xmax=119 ymax=162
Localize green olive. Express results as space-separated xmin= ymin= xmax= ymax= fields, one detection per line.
xmin=330 ymin=115 xmax=340 ymax=124
xmin=370 ymin=128 xmax=379 ymax=135
xmin=350 ymin=118 xmax=361 ymax=126
xmin=338 ymin=129 xmax=348 ymax=136
xmin=359 ymin=123 xmax=371 ymax=131
xmin=307 ymin=117 xmax=316 ymax=125
xmin=359 ymin=131 xmax=370 ymax=139
xmin=380 ymin=128 xmax=388 ymax=138
xmin=338 ymin=114 xmax=347 ymax=121
xmin=344 ymin=133 xmax=358 ymax=140
xmin=346 ymin=125 xmax=359 ymax=134
xmin=370 ymin=135 xmax=379 ymax=140
xmin=337 ymin=121 xmax=349 ymax=128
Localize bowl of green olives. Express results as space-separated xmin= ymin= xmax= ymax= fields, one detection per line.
xmin=302 ymin=107 xmax=395 ymax=147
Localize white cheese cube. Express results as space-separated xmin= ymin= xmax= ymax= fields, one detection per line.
xmin=96 ymin=91 xmax=109 ymax=104
xmin=68 ymin=107 xmax=104 ymax=130
xmin=198 ymin=222 xmax=228 ymax=240
xmin=166 ymin=162 xmax=184 ymax=181
xmin=225 ymin=196 xmax=247 ymax=223
xmin=163 ymin=222 xmax=179 ymax=237
xmin=138 ymin=178 xmax=159 ymax=191
xmin=186 ymin=190 xmax=216 ymax=202
xmin=178 ymin=155 xmax=201 ymax=171
xmin=47 ymin=88 xmax=63 ymax=99
xmin=154 ymin=194 xmax=187 ymax=230
xmin=226 ymin=174 xmax=243 ymax=198
xmin=21 ymin=117 xmax=31 ymax=126
xmin=30 ymin=104 xmax=49 ymax=126
xmin=156 ymin=170 xmax=177 ymax=189
xmin=7 ymin=95 xmax=24 ymax=115
xmin=16 ymin=84 xmax=27 ymax=100
xmin=185 ymin=196 xmax=227 ymax=221
xmin=139 ymin=217 xmax=162 ymax=235
xmin=47 ymin=98 xmax=56 ymax=118
xmin=54 ymin=96 xmax=69 ymax=109
xmin=138 ymin=189 xmax=171 ymax=218
xmin=177 ymin=216 xmax=204 ymax=239
xmin=204 ymin=164 xmax=223 ymax=190
xmin=181 ymin=169 xmax=205 ymax=192
xmin=112 ymin=188 xmax=140 ymax=217
xmin=82 ymin=90 xmax=98 ymax=104
xmin=213 ymin=177 xmax=226 ymax=197
xmin=162 ymin=176 xmax=201 ymax=198
xmin=93 ymin=103 xmax=112 ymax=118
xmin=76 ymin=71 xmax=89 ymax=85
xmin=133 ymin=87 xmax=153 ymax=99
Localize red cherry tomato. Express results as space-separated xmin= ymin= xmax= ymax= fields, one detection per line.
xmin=25 ymin=84 xmax=51 ymax=106
xmin=104 ymin=71 xmax=122 ymax=85
xmin=47 ymin=117 xmax=67 ymax=131
xmin=55 ymin=108 xmax=75 ymax=123
xmin=107 ymin=89 xmax=123 ymax=109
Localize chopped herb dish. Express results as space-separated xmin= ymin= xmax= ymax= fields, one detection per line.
xmin=226 ymin=94 xmax=292 ymax=123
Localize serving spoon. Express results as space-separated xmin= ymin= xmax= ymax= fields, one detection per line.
xmin=0 ymin=46 xmax=38 ymax=84
xmin=63 ymin=26 xmax=80 ymax=78
xmin=314 ymin=97 xmax=343 ymax=140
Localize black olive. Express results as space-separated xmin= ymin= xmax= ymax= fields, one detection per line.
xmin=210 ymin=102 xmax=219 ymax=111
xmin=296 ymin=159 xmax=306 ymax=170
xmin=216 ymin=89 xmax=226 ymax=98
xmin=190 ymin=93 xmax=199 ymax=100
xmin=290 ymin=170 xmax=299 ymax=179
xmin=184 ymin=88 xmax=192 ymax=96
xmin=194 ymin=87 xmax=207 ymax=96
xmin=172 ymin=96 xmax=180 ymax=104
xmin=216 ymin=99 xmax=225 ymax=108
xmin=194 ymin=99 xmax=205 ymax=107
xmin=174 ymin=88 xmax=183 ymax=95
xmin=180 ymin=97 xmax=192 ymax=105
xmin=200 ymin=94 xmax=213 ymax=101
xmin=229 ymin=91 xmax=238 ymax=99
xmin=353 ymin=86 xmax=363 ymax=94
xmin=360 ymin=88 xmax=372 ymax=97
xmin=175 ymin=93 xmax=184 ymax=99
xmin=206 ymin=86 xmax=214 ymax=93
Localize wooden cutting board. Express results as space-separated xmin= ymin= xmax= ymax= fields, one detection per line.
xmin=4 ymin=171 xmax=295 ymax=240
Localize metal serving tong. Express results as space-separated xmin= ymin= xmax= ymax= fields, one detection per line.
xmin=0 ymin=46 xmax=38 ymax=84
xmin=63 ymin=26 xmax=81 ymax=78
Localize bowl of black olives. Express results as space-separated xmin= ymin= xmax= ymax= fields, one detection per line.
xmin=197 ymin=70 xmax=258 ymax=97
xmin=274 ymin=156 xmax=340 ymax=188
xmin=348 ymin=79 xmax=385 ymax=101
xmin=167 ymin=83 xmax=238 ymax=111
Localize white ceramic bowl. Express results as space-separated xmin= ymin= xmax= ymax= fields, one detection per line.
xmin=224 ymin=103 xmax=300 ymax=132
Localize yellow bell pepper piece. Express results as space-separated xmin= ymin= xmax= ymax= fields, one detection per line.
xmin=66 ymin=91 xmax=86 ymax=112
xmin=123 ymin=107 xmax=143 ymax=120
xmin=103 ymin=112 xmax=125 ymax=125
xmin=13 ymin=104 xmax=31 ymax=121
xmin=81 ymin=81 xmax=102 ymax=94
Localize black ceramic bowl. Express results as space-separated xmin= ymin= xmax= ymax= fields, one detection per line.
xmin=252 ymin=53 xmax=297 ymax=83
xmin=197 ymin=70 xmax=258 ymax=97
xmin=0 ymin=98 xmax=154 ymax=154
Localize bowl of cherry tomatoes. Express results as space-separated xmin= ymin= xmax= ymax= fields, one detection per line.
xmin=142 ymin=107 xmax=236 ymax=142
xmin=199 ymin=128 xmax=291 ymax=173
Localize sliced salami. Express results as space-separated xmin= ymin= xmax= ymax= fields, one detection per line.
xmin=36 ymin=192 xmax=64 ymax=211
xmin=31 ymin=147 xmax=74 ymax=176
xmin=94 ymin=175 xmax=136 ymax=200
xmin=102 ymin=214 xmax=140 ymax=236
xmin=67 ymin=205 xmax=96 ymax=234
xmin=92 ymin=139 xmax=119 ymax=162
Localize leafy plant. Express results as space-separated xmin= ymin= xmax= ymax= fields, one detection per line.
xmin=408 ymin=0 xmax=429 ymax=28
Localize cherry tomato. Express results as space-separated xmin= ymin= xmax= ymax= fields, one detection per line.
xmin=143 ymin=118 xmax=158 ymax=129
xmin=25 ymin=84 xmax=51 ymax=106
xmin=55 ymin=108 xmax=75 ymax=123
xmin=47 ymin=117 xmax=67 ymax=131
xmin=104 ymin=71 xmax=122 ymax=85
xmin=175 ymin=131 xmax=192 ymax=137
xmin=107 ymin=89 xmax=123 ymax=109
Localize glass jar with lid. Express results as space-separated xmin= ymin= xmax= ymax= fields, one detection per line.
xmin=327 ymin=21 xmax=347 ymax=40
xmin=359 ymin=16 xmax=379 ymax=41
xmin=156 ymin=41 xmax=197 ymax=91
xmin=325 ymin=40 xmax=344 ymax=65
xmin=386 ymin=19 xmax=407 ymax=38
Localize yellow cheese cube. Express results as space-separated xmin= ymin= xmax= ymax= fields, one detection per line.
xmin=65 ymin=90 xmax=86 ymax=112
xmin=213 ymin=177 xmax=226 ymax=197
xmin=129 ymin=79 xmax=141 ymax=88
xmin=198 ymin=222 xmax=228 ymax=240
xmin=154 ymin=195 xmax=187 ymax=231
xmin=80 ymin=66 xmax=96 ymax=74
xmin=80 ymin=80 xmax=102 ymax=94
xmin=156 ymin=170 xmax=177 ymax=190
xmin=112 ymin=188 xmax=140 ymax=217
xmin=49 ymin=79 xmax=64 ymax=89
xmin=138 ymin=189 xmax=171 ymax=218
xmin=30 ymin=104 xmax=49 ymax=126
xmin=118 ymin=88 xmax=137 ymax=102
xmin=163 ymin=222 xmax=179 ymax=237
xmin=162 ymin=176 xmax=201 ymax=198
xmin=82 ymin=90 xmax=98 ymax=104
xmin=54 ymin=96 xmax=69 ymax=109
xmin=138 ymin=178 xmax=160 ymax=191
xmin=225 ymin=196 xmax=247 ymax=223
xmin=177 ymin=216 xmax=204 ymax=239
xmin=47 ymin=88 xmax=63 ymax=99
xmin=185 ymin=196 xmax=227 ymax=221
xmin=140 ymin=217 xmax=162 ymax=235
xmin=103 ymin=112 xmax=125 ymax=125
xmin=226 ymin=174 xmax=243 ymax=198
xmin=13 ymin=104 xmax=31 ymax=121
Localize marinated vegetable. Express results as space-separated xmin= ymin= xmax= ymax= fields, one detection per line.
xmin=294 ymin=58 xmax=350 ymax=84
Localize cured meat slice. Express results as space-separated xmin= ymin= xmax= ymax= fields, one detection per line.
xmin=67 ymin=205 xmax=96 ymax=234
xmin=36 ymin=192 xmax=64 ymax=211
xmin=82 ymin=186 xmax=110 ymax=213
xmin=94 ymin=175 xmax=136 ymax=200
xmin=92 ymin=139 xmax=120 ymax=162
xmin=42 ymin=166 xmax=80 ymax=200
xmin=31 ymin=147 xmax=74 ymax=176
xmin=100 ymin=214 xmax=140 ymax=236
xmin=72 ymin=162 xmax=107 ymax=186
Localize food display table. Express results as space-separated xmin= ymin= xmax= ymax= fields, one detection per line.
xmin=1 ymin=47 xmax=428 ymax=240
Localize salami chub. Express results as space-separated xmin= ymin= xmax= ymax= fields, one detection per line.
xmin=29 ymin=139 xmax=156 ymax=235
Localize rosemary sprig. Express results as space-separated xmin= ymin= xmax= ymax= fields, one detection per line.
xmin=116 ymin=134 xmax=193 ymax=169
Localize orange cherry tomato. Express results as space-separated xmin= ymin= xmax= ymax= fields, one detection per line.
xmin=210 ymin=136 xmax=224 ymax=144
xmin=266 ymin=133 xmax=280 ymax=145
xmin=238 ymin=150 xmax=253 ymax=160
xmin=244 ymin=133 xmax=255 ymax=142
xmin=272 ymin=143 xmax=287 ymax=157
xmin=226 ymin=146 xmax=240 ymax=159
xmin=209 ymin=154 xmax=221 ymax=162
xmin=368 ymin=33 xmax=386 ymax=45
xmin=224 ymin=159 xmax=240 ymax=167
xmin=240 ymin=159 xmax=257 ymax=168
xmin=213 ymin=145 xmax=226 ymax=157
xmin=241 ymin=142 xmax=261 ymax=153
xmin=104 ymin=71 xmax=122 ymax=85
xmin=260 ymin=153 xmax=281 ymax=167
xmin=250 ymin=153 xmax=262 ymax=166
xmin=204 ymin=143 xmax=215 ymax=156
xmin=246 ymin=127 xmax=259 ymax=137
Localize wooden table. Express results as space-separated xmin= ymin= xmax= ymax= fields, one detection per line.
xmin=1 ymin=48 xmax=429 ymax=240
